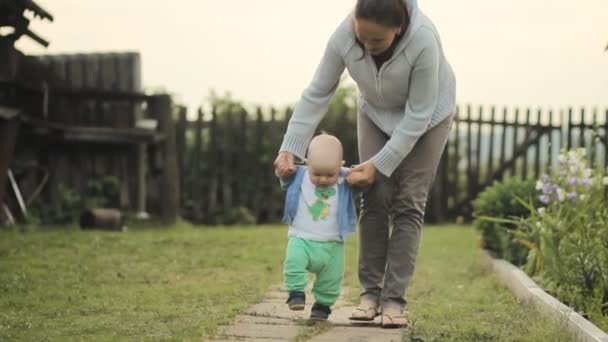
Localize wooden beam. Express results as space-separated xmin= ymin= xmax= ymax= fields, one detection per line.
xmin=150 ymin=95 xmax=179 ymax=225
xmin=20 ymin=116 xmax=164 ymax=145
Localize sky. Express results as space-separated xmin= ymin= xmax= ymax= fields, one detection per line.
xmin=15 ymin=0 xmax=608 ymax=116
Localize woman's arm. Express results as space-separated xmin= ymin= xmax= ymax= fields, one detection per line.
xmin=279 ymin=33 xmax=346 ymax=160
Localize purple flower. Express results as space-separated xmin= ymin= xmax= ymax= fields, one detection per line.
xmin=542 ymin=183 xmax=553 ymax=194
xmin=567 ymin=192 xmax=577 ymax=201
xmin=540 ymin=195 xmax=550 ymax=204
xmin=542 ymin=174 xmax=550 ymax=183
xmin=582 ymin=178 xmax=591 ymax=187
xmin=569 ymin=177 xmax=578 ymax=186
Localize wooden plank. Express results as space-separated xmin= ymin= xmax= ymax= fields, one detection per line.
xmin=452 ymin=106 xmax=461 ymax=208
xmin=456 ymin=117 xmax=539 ymax=127
xmin=99 ymin=53 xmax=120 ymax=127
xmin=499 ymin=107 xmax=508 ymax=178
xmin=522 ymin=108 xmax=531 ymax=179
xmin=578 ymin=107 xmax=586 ymax=150
xmin=126 ymin=53 xmax=142 ymax=213
xmin=65 ymin=54 xmax=84 ymax=125
xmin=237 ymin=109 xmax=248 ymax=209
xmin=80 ymin=54 xmax=98 ymax=126
xmin=48 ymin=56 xmax=69 ymax=123
xmin=252 ymin=108 xmax=264 ymax=221
xmin=534 ymin=109 xmax=542 ymax=180
xmin=605 ymin=109 xmax=608 ymax=170
xmin=567 ymin=107 xmax=573 ymax=149
xmin=267 ymin=107 xmax=278 ymax=222
xmin=21 ymin=118 xmax=164 ymax=144
xmin=114 ymin=54 xmax=134 ymax=129
xmin=221 ymin=110 xmax=233 ymax=213
xmin=207 ymin=107 xmax=218 ymax=223
xmin=192 ymin=108 xmax=204 ymax=222
xmin=510 ymin=108 xmax=520 ymax=178
xmin=62 ymin=55 xmax=79 ymax=193
xmin=150 ymin=94 xmax=178 ymax=224
xmin=487 ymin=106 xmax=496 ymax=183
xmin=475 ymin=105 xmax=483 ymax=184
xmin=466 ymin=104 xmax=473 ymax=206
xmin=176 ymin=106 xmax=187 ymax=215
xmin=546 ymin=110 xmax=554 ymax=170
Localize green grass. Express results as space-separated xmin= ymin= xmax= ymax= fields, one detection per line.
xmin=0 ymin=223 xmax=579 ymax=341
xmin=0 ymin=223 xmax=287 ymax=341
xmin=343 ymin=224 xmax=577 ymax=342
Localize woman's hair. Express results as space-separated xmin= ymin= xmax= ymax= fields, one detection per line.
xmin=354 ymin=0 xmax=410 ymax=59
xmin=355 ymin=0 xmax=409 ymax=29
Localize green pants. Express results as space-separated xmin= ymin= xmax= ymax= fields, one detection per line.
xmin=283 ymin=237 xmax=344 ymax=306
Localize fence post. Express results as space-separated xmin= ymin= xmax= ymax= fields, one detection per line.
xmin=522 ymin=108 xmax=531 ymax=179
xmin=605 ymin=109 xmax=608 ymax=170
xmin=510 ymin=108 xmax=520 ymax=178
xmin=192 ymin=108 xmax=204 ymax=223
xmin=567 ymin=107 xmax=573 ymax=149
xmin=547 ymin=109 xmax=554 ymax=170
xmin=150 ymin=94 xmax=179 ymax=225
xmin=176 ymin=106 xmax=187 ymax=216
xmin=452 ymin=105 xmax=461 ymax=211
xmin=487 ymin=106 xmax=496 ymax=183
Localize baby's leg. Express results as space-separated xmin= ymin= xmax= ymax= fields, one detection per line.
xmin=283 ymin=237 xmax=310 ymax=293
xmin=312 ymin=242 xmax=344 ymax=306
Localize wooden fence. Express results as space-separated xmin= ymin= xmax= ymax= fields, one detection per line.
xmin=177 ymin=105 xmax=608 ymax=224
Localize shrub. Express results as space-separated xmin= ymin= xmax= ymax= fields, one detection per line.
xmin=473 ymin=177 xmax=539 ymax=265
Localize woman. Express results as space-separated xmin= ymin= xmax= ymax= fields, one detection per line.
xmin=274 ymin=0 xmax=455 ymax=328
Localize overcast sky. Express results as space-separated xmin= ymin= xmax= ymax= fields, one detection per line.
xmin=16 ymin=0 xmax=608 ymax=115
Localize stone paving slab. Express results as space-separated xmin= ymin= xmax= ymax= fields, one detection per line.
xmin=217 ymin=323 xmax=300 ymax=340
xmin=309 ymin=326 xmax=402 ymax=342
xmin=235 ymin=315 xmax=295 ymax=325
xmin=208 ymin=285 xmax=406 ymax=341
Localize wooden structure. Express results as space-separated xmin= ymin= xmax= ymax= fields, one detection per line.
xmin=1 ymin=2 xmax=180 ymax=225
xmin=176 ymin=105 xmax=608 ymax=224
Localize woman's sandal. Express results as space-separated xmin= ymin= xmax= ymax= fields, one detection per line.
xmin=380 ymin=308 xmax=410 ymax=329
xmin=349 ymin=300 xmax=380 ymax=321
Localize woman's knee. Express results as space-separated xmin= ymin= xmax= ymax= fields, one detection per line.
xmin=392 ymin=196 xmax=426 ymax=226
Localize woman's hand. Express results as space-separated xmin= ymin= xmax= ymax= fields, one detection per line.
xmin=273 ymin=151 xmax=296 ymax=179
xmin=346 ymin=161 xmax=377 ymax=186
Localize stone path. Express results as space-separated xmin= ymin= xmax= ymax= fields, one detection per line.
xmin=208 ymin=284 xmax=404 ymax=341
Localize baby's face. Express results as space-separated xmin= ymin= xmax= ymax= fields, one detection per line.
xmin=308 ymin=164 xmax=340 ymax=188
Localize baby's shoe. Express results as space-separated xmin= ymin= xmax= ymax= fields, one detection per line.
xmin=309 ymin=303 xmax=331 ymax=321
xmin=286 ymin=291 xmax=305 ymax=311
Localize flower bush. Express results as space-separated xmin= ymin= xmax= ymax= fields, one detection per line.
xmin=492 ymin=148 xmax=608 ymax=331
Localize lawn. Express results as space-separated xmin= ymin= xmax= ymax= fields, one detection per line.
xmin=0 ymin=223 xmax=574 ymax=341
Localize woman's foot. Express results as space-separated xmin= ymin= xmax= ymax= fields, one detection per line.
xmin=349 ymin=297 xmax=380 ymax=321
xmin=380 ymin=307 xmax=410 ymax=329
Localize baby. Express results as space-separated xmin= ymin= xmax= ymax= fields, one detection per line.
xmin=279 ymin=133 xmax=357 ymax=321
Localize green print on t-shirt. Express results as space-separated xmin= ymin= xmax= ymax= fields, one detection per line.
xmin=308 ymin=187 xmax=336 ymax=221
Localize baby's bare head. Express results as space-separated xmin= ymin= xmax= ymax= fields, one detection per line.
xmin=307 ymin=133 xmax=343 ymax=173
